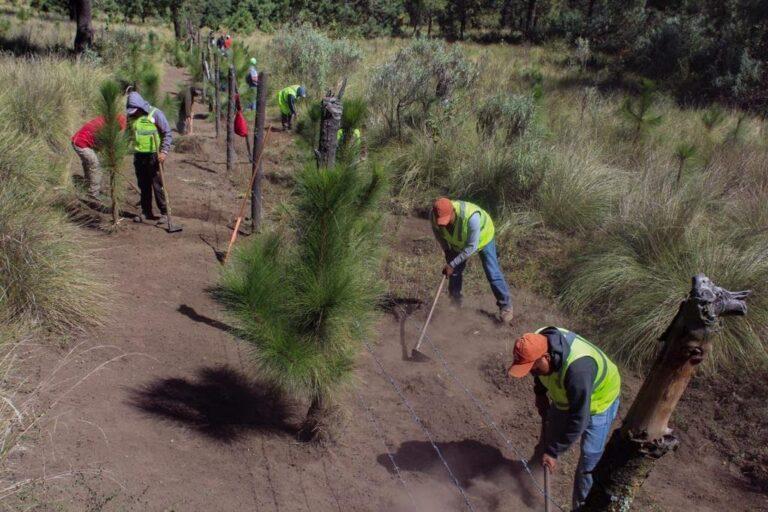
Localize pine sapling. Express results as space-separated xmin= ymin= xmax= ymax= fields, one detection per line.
xmin=96 ymin=80 xmax=130 ymax=227
xmin=621 ymin=79 xmax=663 ymax=143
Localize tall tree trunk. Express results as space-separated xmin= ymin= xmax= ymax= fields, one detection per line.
xmin=71 ymin=0 xmax=93 ymax=54
xmin=582 ymin=275 xmax=750 ymax=511
xmin=525 ymin=0 xmax=537 ymax=36
xmin=170 ymin=0 xmax=183 ymax=40
xmin=587 ymin=0 xmax=596 ymax=23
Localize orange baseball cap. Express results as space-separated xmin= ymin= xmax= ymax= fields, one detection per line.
xmin=507 ymin=333 xmax=548 ymax=378
xmin=433 ymin=198 xmax=454 ymax=226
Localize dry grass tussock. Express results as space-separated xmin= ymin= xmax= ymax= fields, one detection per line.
xmin=0 ymin=53 xmax=106 ymax=469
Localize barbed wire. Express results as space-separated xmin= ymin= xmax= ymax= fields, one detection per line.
xmin=420 ymin=329 xmax=564 ymax=512
xmin=353 ymin=389 xmax=420 ymax=511
xmin=362 ymin=341 xmax=477 ymax=512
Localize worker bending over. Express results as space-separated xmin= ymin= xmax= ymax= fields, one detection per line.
xmin=431 ymin=197 xmax=514 ymax=324
xmin=277 ymin=85 xmax=307 ymax=131
xmin=71 ymin=114 xmax=126 ymax=201
xmin=508 ymin=327 xmax=621 ymax=510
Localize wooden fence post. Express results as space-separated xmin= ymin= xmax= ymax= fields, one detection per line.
xmin=227 ymin=65 xmax=236 ymax=173
xmin=214 ymin=52 xmax=220 ymax=138
xmin=200 ymin=46 xmax=207 ymax=103
xmin=251 ymin=70 xmax=267 ymax=232
xmin=582 ymin=275 xmax=750 ymax=511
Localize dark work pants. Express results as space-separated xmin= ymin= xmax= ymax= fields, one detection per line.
xmin=134 ymin=153 xmax=167 ymax=217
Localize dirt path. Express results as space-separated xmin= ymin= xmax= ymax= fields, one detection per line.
xmin=5 ymin=66 xmax=767 ymax=512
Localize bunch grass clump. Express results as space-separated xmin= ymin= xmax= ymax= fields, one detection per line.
xmin=218 ymin=162 xmax=386 ymax=440
xmin=561 ymin=160 xmax=768 ymax=370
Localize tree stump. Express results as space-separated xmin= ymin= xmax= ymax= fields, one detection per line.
xmin=583 ymin=275 xmax=750 ymax=511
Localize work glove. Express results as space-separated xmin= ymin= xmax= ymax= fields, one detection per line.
xmin=442 ymin=264 xmax=454 ymax=277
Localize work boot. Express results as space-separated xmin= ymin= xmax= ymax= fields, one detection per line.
xmin=499 ymin=306 xmax=514 ymax=326
xmin=133 ymin=213 xmax=155 ymax=223
xmin=155 ymin=215 xmax=168 ymax=225
xmin=449 ymin=295 xmax=463 ymax=310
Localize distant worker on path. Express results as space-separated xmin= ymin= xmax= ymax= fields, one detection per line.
xmin=71 ymin=114 xmax=127 ymax=201
xmin=277 ymin=85 xmax=307 ymax=131
xmin=508 ymin=327 xmax=621 ymax=510
xmin=126 ymin=91 xmax=173 ymax=224
xmin=431 ymin=197 xmax=513 ymax=324
xmin=246 ymin=58 xmax=259 ymax=111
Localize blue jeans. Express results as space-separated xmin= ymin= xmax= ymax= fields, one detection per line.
xmin=546 ymin=398 xmax=620 ymax=510
xmin=445 ymin=238 xmax=511 ymax=309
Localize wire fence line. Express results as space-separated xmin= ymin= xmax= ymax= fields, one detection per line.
xmin=353 ymin=389 xmax=420 ymax=511
xmin=419 ymin=329 xmax=565 ymax=512
xmin=362 ymin=341 xmax=478 ymax=512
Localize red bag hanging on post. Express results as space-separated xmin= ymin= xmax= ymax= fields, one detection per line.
xmin=234 ymin=111 xmax=248 ymax=137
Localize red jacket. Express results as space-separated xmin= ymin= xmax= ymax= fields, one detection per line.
xmin=224 ymin=38 xmax=232 ymax=49
xmin=71 ymin=115 xmax=127 ymax=149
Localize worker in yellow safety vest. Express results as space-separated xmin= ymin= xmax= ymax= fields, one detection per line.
xmin=508 ymin=327 xmax=621 ymax=510
xmin=431 ymin=197 xmax=513 ymax=324
xmin=277 ymin=85 xmax=307 ymax=131
xmin=126 ymin=91 xmax=173 ymax=224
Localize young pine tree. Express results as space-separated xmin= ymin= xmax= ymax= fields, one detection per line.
xmin=96 ymin=80 xmax=130 ymax=227
xmin=218 ymin=163 xmax=386 ymax=442
xmin=621 ymin=79 xmax=663 ymax=143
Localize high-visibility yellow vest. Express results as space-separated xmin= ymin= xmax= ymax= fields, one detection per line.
xmin=337 ymin=128 xmax=361 ymax=144
xmin=132 ymin=108 xmax=159 ymax=154
xmin=433 ymin=200 xmax=495 ymax=252
xmin=277 ymin=85 xmax=300 ymax=116
xmin=536 ymin=327 xmax=621 ymax=415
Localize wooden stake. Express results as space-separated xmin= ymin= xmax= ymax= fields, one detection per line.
xmin=214 ymin=52 xmax=220 ymax=138
xmin=251 ymin=70 xmax=267 ymax=232
xmin=226 ymin=65 xmax=235 ymax=173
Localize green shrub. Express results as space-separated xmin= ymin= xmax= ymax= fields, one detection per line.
xmin=368 ymin=39 xmax=477 ymax=138
xmin=477 ymin=93 xmax=536 ymax=142
xmin=218 ymin=162 xmax=386 ymax=441
xmin=268 ymin=25 xmax=362 ymax=93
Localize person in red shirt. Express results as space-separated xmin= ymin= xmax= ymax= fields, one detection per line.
xmin=71 ymin=114 xmax=127 ymax=200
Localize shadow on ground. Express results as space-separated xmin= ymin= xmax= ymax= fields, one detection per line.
xmin=127 ymin=365 xmax=295 ymax=442
xmin=177 ymin=304 xmax=231 ymax=332
xmin=379 ymin=439 xmax=540 ymax=509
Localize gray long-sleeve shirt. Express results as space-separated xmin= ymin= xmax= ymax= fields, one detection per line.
xmin=431 ymin=211 xmax=482 ymax=267
xmin=126 ymin=91 xmax=173 ymax=155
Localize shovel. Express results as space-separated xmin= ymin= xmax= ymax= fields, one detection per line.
xmin=410 ymin=275 xmax=446 ymax=362
xmin=544 ymin=465 xmax=551 ymax=512
xmin=157 ymin=158 xmax=183 ymax=233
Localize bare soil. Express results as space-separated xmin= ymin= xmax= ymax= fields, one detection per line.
xmin=4 ymin=65 xmax=767 ymax=511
